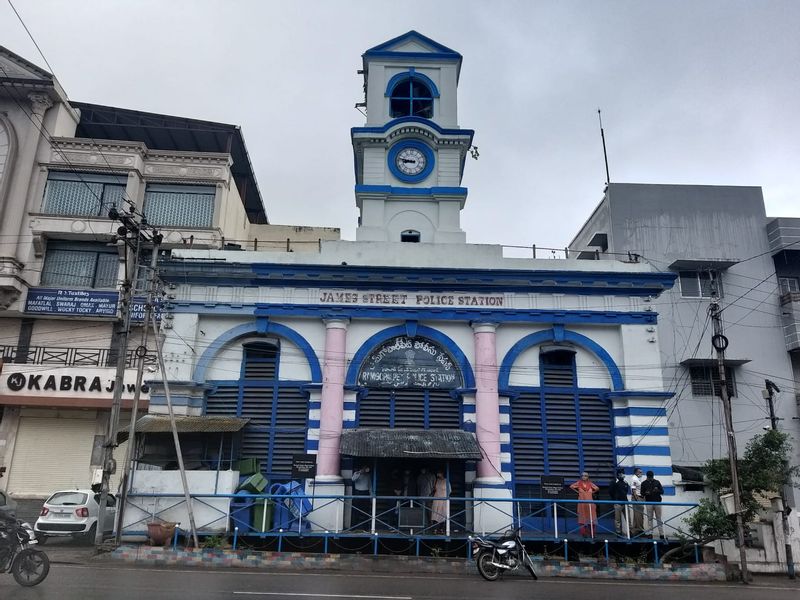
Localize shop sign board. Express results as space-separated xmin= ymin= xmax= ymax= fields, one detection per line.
xmin=25 ymin=288 xmax=118 ymax=317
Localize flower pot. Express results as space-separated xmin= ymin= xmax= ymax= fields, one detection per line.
xmin=147 ymin=522 xmax=177 ymax=546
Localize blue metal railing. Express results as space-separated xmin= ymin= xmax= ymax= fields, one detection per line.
xmin=122 ymin=490 xmax=699 ymax=554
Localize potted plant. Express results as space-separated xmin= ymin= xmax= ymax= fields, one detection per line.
xmin=147 ymin=521 xmax=177 ymax=546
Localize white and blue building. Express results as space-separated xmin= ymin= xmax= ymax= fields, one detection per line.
xmin=144 ymin=32 xmax=683 ymax=535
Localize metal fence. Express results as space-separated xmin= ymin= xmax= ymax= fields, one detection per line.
xmin=122 ymin=490 xmax=700 ymax=559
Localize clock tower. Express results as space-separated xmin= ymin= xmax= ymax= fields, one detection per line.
xmin=352 ymin=31 xmax=474 ymax=244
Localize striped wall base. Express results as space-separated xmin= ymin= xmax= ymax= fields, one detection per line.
xmin=102 ymin=545 xmax=728 ymax=581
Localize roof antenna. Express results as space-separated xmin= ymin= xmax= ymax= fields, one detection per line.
xmin=597 ymin=108 xmax=611 ymax=185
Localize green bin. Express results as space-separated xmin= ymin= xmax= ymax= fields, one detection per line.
xmin=237 ymin=472 xmax=268 ymax=494
xmin=252 ymin=499 xmax=274 ymax=532
xmin=236 ymin=458 xmax=260 ymax=476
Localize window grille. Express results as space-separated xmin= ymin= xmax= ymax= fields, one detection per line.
xmin=689 ymin=365 xmax=736 ymax=397
xmin=42 ymin=172 xmax=126 ymax=217
xmin=144 ymin=184 xmax=214 ymax=228
xmin=779 ymin=277 xmax=800 ymax=294
xmin=41 ymin=241 xmax=118 ymax=289
xmin=679 ymin=270 xmax=723 ymax=298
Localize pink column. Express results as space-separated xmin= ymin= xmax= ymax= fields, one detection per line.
xmin=473 ymin=322 xmax=501 ymax=480
xmin=316 ymin=318 xmax=348 ymax=478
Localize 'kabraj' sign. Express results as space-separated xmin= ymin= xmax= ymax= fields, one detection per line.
xmin=357 ymin=336 xmax=462 ymax=389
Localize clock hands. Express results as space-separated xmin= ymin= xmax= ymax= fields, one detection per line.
xmin=401 ymin=158 xmax=417 ymax=164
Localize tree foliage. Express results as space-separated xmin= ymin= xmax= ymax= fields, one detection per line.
xmin=665 ymin=430 xmax=798 ymax=561
xmin=701 ymin=429 xmax=799 ymax=525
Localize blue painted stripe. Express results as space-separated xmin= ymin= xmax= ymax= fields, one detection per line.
xmin=499 ymin=405 xmax=511 ymax=414
xmin=500 ymin=443 xmax=512 ymax=453
xmin=308 ymin=402 xmax=321 ymax=410
xmin=384 ymin=70 xmax=441 ymax=98
xmin=307 ymin=420 xmax=320 ymax=429
xmin=613 ymin=407 xmax=668 ymax=417
xmin=343 ymin=402 xmax=358 ymax=411
xmin=607 ymin=391 xmax=674 ymax=400
xmin=356 ymin=185 xmax=467 ymax=196
xmin=161 ymin=262 xmax=677 ymax=296
xmin=343 ymin=421 xmax=358 ymax=429
xmin=499 ymin=424 xmax=511 ymax=434
xmin=306 ymin=439 xmax=319 ymax=450
xmin=463 ymin=422 xmax=476 ymax=433
xmin=615 ymin=427 xmax=669 ymax=437
xmin=172 ymin=302 xmax=660 ymax=324
xmin=462 ymin=405 xmax=476 ymax=414
xmin=616 ymin=446 xmax=672 ymax=457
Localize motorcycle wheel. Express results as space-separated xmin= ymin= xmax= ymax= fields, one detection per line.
xmin=12 ymin=549 xmax=50 ymax=587
xmin=476 ymin=549 xmax=501 ymax=581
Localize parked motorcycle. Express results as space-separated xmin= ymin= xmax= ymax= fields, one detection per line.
xmin=0 ymin=518 xmax=50 ymax=586
xmin=471 ymin=528 xmax=538 ymax=582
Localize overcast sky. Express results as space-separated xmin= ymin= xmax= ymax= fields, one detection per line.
xmin=2 ymin=1 xmax=798 ymax=249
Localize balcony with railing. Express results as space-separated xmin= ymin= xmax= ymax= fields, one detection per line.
xmin=1 ymin=345 xmax=156 ymax=368
xmin=780 ymin=292 xmax=800 ymax=352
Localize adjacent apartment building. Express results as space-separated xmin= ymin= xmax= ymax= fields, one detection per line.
xmin=0 ymin=45 xmax=337 ymax=501
xmin=570 ymin=183 xmax=800 ymax=504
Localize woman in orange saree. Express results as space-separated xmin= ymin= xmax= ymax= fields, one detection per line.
xmin=570 ymin=472 xmax=599 ymax=537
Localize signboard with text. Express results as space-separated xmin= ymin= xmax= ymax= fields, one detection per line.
xmin=540 ymin=475 xmax=565 ymax=499
xmin=25 ymin=288 xmax=118 ymax=317
xmin=291 ymin=454 xmax=317 ymax=479
xmin=357 ymin=336 xmax=462 ymax=389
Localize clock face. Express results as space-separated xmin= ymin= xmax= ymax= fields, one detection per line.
xmin=396 ymin=147 xmax=426 ymax=176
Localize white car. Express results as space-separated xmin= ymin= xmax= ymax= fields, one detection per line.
xmin=34 ymin=489 xmax=116 ymax=543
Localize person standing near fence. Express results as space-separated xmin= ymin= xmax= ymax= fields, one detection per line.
xmin=640 ymin=470 xmax=665 ymax=540
xmin=609 ymin=468 xmax=630 ymax=536
xmin=430 ymin=470 xmax=450 ymax=534
xmin=570 ymin=472 xmax=599 ymax=538
xmin=629 ymin=467 xmax=644 ymax=536
xmin=416 ymin=467 xmax=436 ymax=526
xmin=351 ymin=465 xmax=372 ymax=530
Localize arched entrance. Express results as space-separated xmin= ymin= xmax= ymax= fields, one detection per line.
xmin=347 ymin=333 xmax=475 ymax=534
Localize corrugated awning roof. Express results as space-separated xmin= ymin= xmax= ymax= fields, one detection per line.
xmin=340 ymin=428 xmax=482 ymax=460
xmin=134 ymin=415 xmax=249 ymax=434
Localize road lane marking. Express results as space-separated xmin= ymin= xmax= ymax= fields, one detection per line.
xmin=233 ymin=593 xmax=411 ymax=599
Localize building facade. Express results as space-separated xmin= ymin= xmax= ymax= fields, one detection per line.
xmin=569 ymin=183 xmax=800 ymax=506
xmin=145 ymin=32 xmax=680 ymax=533
xmin=0 ymin=45 xmax=337 ymax=505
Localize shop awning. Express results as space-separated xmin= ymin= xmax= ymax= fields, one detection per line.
xmin=118 ymin=415 xmax=249 ymax=442
xmin=340 ymin=428 xmax=482 ymax=460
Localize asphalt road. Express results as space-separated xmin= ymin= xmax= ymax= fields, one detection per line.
xmin=2 ymin=564 xmax=799 ymax=600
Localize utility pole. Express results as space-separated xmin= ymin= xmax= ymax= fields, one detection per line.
xmin=114 ymin=241 xmax=160 ymax=545
xmin=764 ymin=379 xmax=796 ymax=580
xmin=708 ymin=298 xmax=749 ymax=583
xmin=95 ymin=208 xmax=159 ymax=546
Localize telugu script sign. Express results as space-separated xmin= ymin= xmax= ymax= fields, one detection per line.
xmin=357 ymin=336 xmax=462 ymax=389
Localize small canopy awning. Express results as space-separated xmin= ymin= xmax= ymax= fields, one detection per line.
xmin=118 ymin=415 xmax=249 ymax=443
xmin=340 ymin=428 xmax=482 ymax=460
xmin=680 ymin=357 xmax=751 ymax=367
